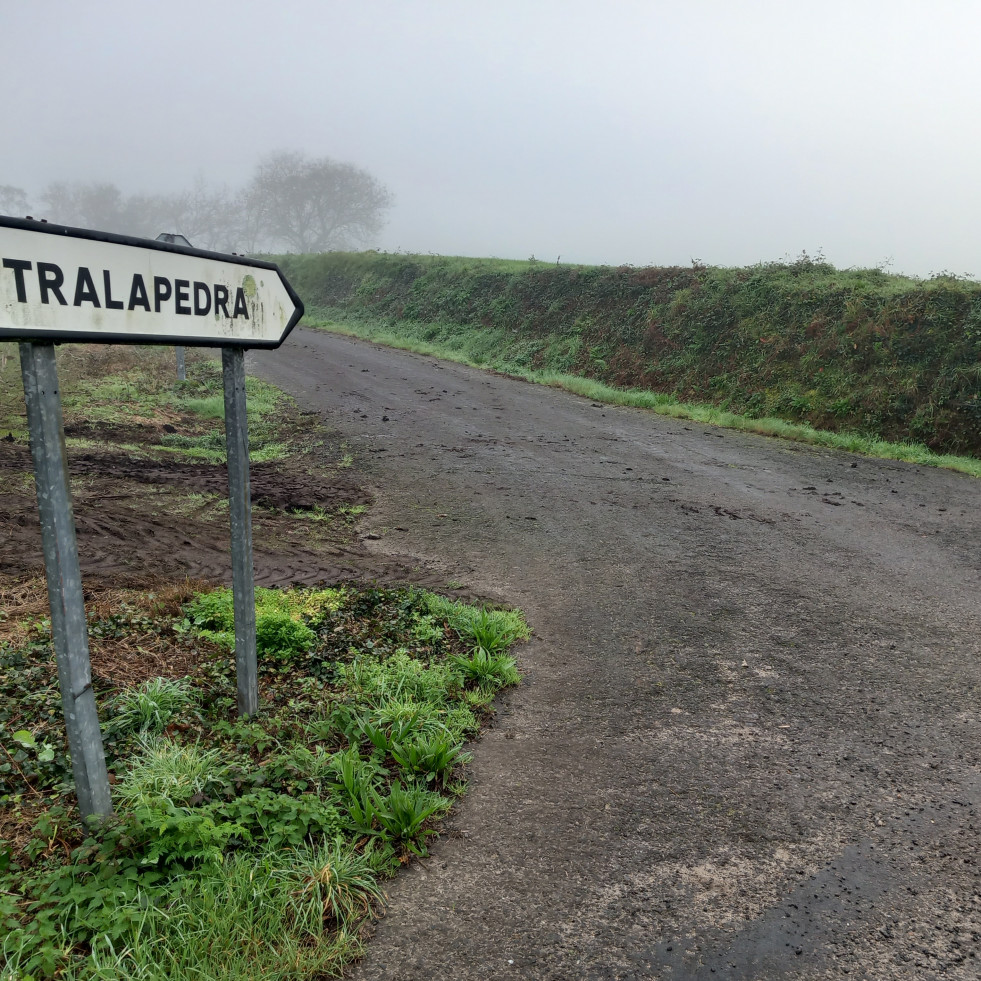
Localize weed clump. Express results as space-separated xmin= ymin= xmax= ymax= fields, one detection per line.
xmin=106 ymin=677 xmax=196 ymax=736
xmin=182 ymin=587 xmax=322 ymax=661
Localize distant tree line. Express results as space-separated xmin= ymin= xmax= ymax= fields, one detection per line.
xmin=0 ymin=151 xmax=392 ymax=255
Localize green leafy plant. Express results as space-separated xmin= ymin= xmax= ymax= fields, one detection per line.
xmin=330 ymin=746 xmax=384 ymax=794
xmin=373 ymin=783 xmax=447 ymax=854
xmin=462 ymin=686 xmax=497 ymax=711
xmin=212 ymin=717 xmax=281 ymax=755
xmin=206 ymin=789 xmax=342 ymax=850
xmin=3 ymin=847 xmax=161 ymax=977
xmin=10 ymin=728 xmax=55 ymax=763
xmin=255 ymin=608 xmax=317 ymax=661
xmin=357 ymin=715 xmax=396 ymax=756
xmin=183 ymin=587 xmax=317 ymax=662
xmin=409 ymin=612 xmax=445 ymax=644
xmin=442 ymin=705 xmax=480 ymax=741
xmin=390 ymin=731 xmax=472 ymax=784
xmin=127 ymin=801 xmax=248 ymax=867
xmin=374 ymin=700 xmax=428 ymax=741
xmin=1 ymin=581 xmax=527 ymax=979
xmin=107 ymin=677 xmax=195 ymax=736
xmin=327 ymin=747 xmax=390 ymax=837
xmin=461 ymin=608 xmax=523 ymax=655
xmin=340 ymin=650 xmax=460 ymax=705
xmin=450 ymin=648 xmax=521 ymax=689
xmin=0 ymin=638 xmax=71 ymax=799
xmin=353 ymin=704 xmax=424 ymax=759
xmin=46 ymin=845 xmax=365 ymax=979
xmin=292 ymin=838 xmax=386 ymax=926
xmin=279 ymin=743 xmax=337 ymax=788
xmin=326 ymin=703 xmax=369 ymax=745
xmin=114 ymin=737 xmax=228 ymax=809
xmin=425 ymin=595 xmax=529 ymax=653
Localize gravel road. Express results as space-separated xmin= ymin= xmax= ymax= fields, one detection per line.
xmin=256 ymin=327 xmax=981 ymax=980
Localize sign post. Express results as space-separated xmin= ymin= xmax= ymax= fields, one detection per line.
xmin=19 ymin=341 xmax=113 ymax=818
xmin=1 ymin=217 xmax=301 ymax=348
xmin=1 ymin=216 xmax=303 ymax=814
xmin=222 ymin=347 xmax=259 ymax=717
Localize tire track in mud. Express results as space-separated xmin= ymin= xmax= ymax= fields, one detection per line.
xmin=0 ymin=425 xmax=450 ymax=592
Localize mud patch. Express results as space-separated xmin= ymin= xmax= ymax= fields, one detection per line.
xmin=0 ymin=421 xmax=452 ymax=594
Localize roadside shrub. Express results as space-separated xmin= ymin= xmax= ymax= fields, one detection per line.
xmin=183 ymin=587 xmax=317 ymax=661
xmin=283 ymin=250 xmax=981 ymax=457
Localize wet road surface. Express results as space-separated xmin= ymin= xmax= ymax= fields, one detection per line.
xmin=256 ymin=328 xmax=981 ymax=980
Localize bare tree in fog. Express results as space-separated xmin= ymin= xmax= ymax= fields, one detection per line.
xmin=244 ymin=151 xmax=392 ymax=253
xmin=36 ymin=179 xmax=235 ymax=247
xmin=0 ymin=185 xmax=31 ymax=216
xmin=26 ymin=152 xmax=392 ymax=254
xmin=40 ymin=182 xmax=131 ymax=231
xmin=128 ymin=179 xmax=241 ymax=251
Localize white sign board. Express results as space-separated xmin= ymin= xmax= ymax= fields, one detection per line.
xmin=0 ymin=217 xmax=303 ymax=347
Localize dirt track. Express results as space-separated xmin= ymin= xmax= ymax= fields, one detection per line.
xmin=256 ymin=328 xmax=981 ymax=980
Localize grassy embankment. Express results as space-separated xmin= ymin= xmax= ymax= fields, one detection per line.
xmin=0 ymin=345 xmax=527 ymax=980
xmin=275 ymin=251 xmax=981 ymax=477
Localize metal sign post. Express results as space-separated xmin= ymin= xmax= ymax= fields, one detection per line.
xmin=222 ymin=347 xmax=258 ymax=716
xmin=19 ymin=341 xmax=113 ymax=818
xmin=2 ymin=217 xmax=303 ymax=813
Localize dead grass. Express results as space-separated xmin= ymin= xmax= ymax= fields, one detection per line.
xmin=0 ymin=572 xmax=222 ymax=686
xmin=0 ymin=573 xmax=51 ymax=645
xmin=0 ymin=798 xmax=78 ymax=863
xmin=55 ymin=343 xmax=215 ymax=380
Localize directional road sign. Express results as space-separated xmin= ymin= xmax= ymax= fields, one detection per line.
xmin=0 ymin=216 xmax=303 ymax=347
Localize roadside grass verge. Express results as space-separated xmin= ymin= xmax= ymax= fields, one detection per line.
xmin=308 ymin=316 xmax=981 ymax=478
xmin=0 ymin=580 xmax=526 ymax=980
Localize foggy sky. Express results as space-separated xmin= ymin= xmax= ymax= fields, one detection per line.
xmin=5 ymin=0 xmax=981 ymax=277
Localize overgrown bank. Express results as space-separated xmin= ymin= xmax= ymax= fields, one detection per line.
xmin=275 ymin=251 xmax=981 ymax=458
